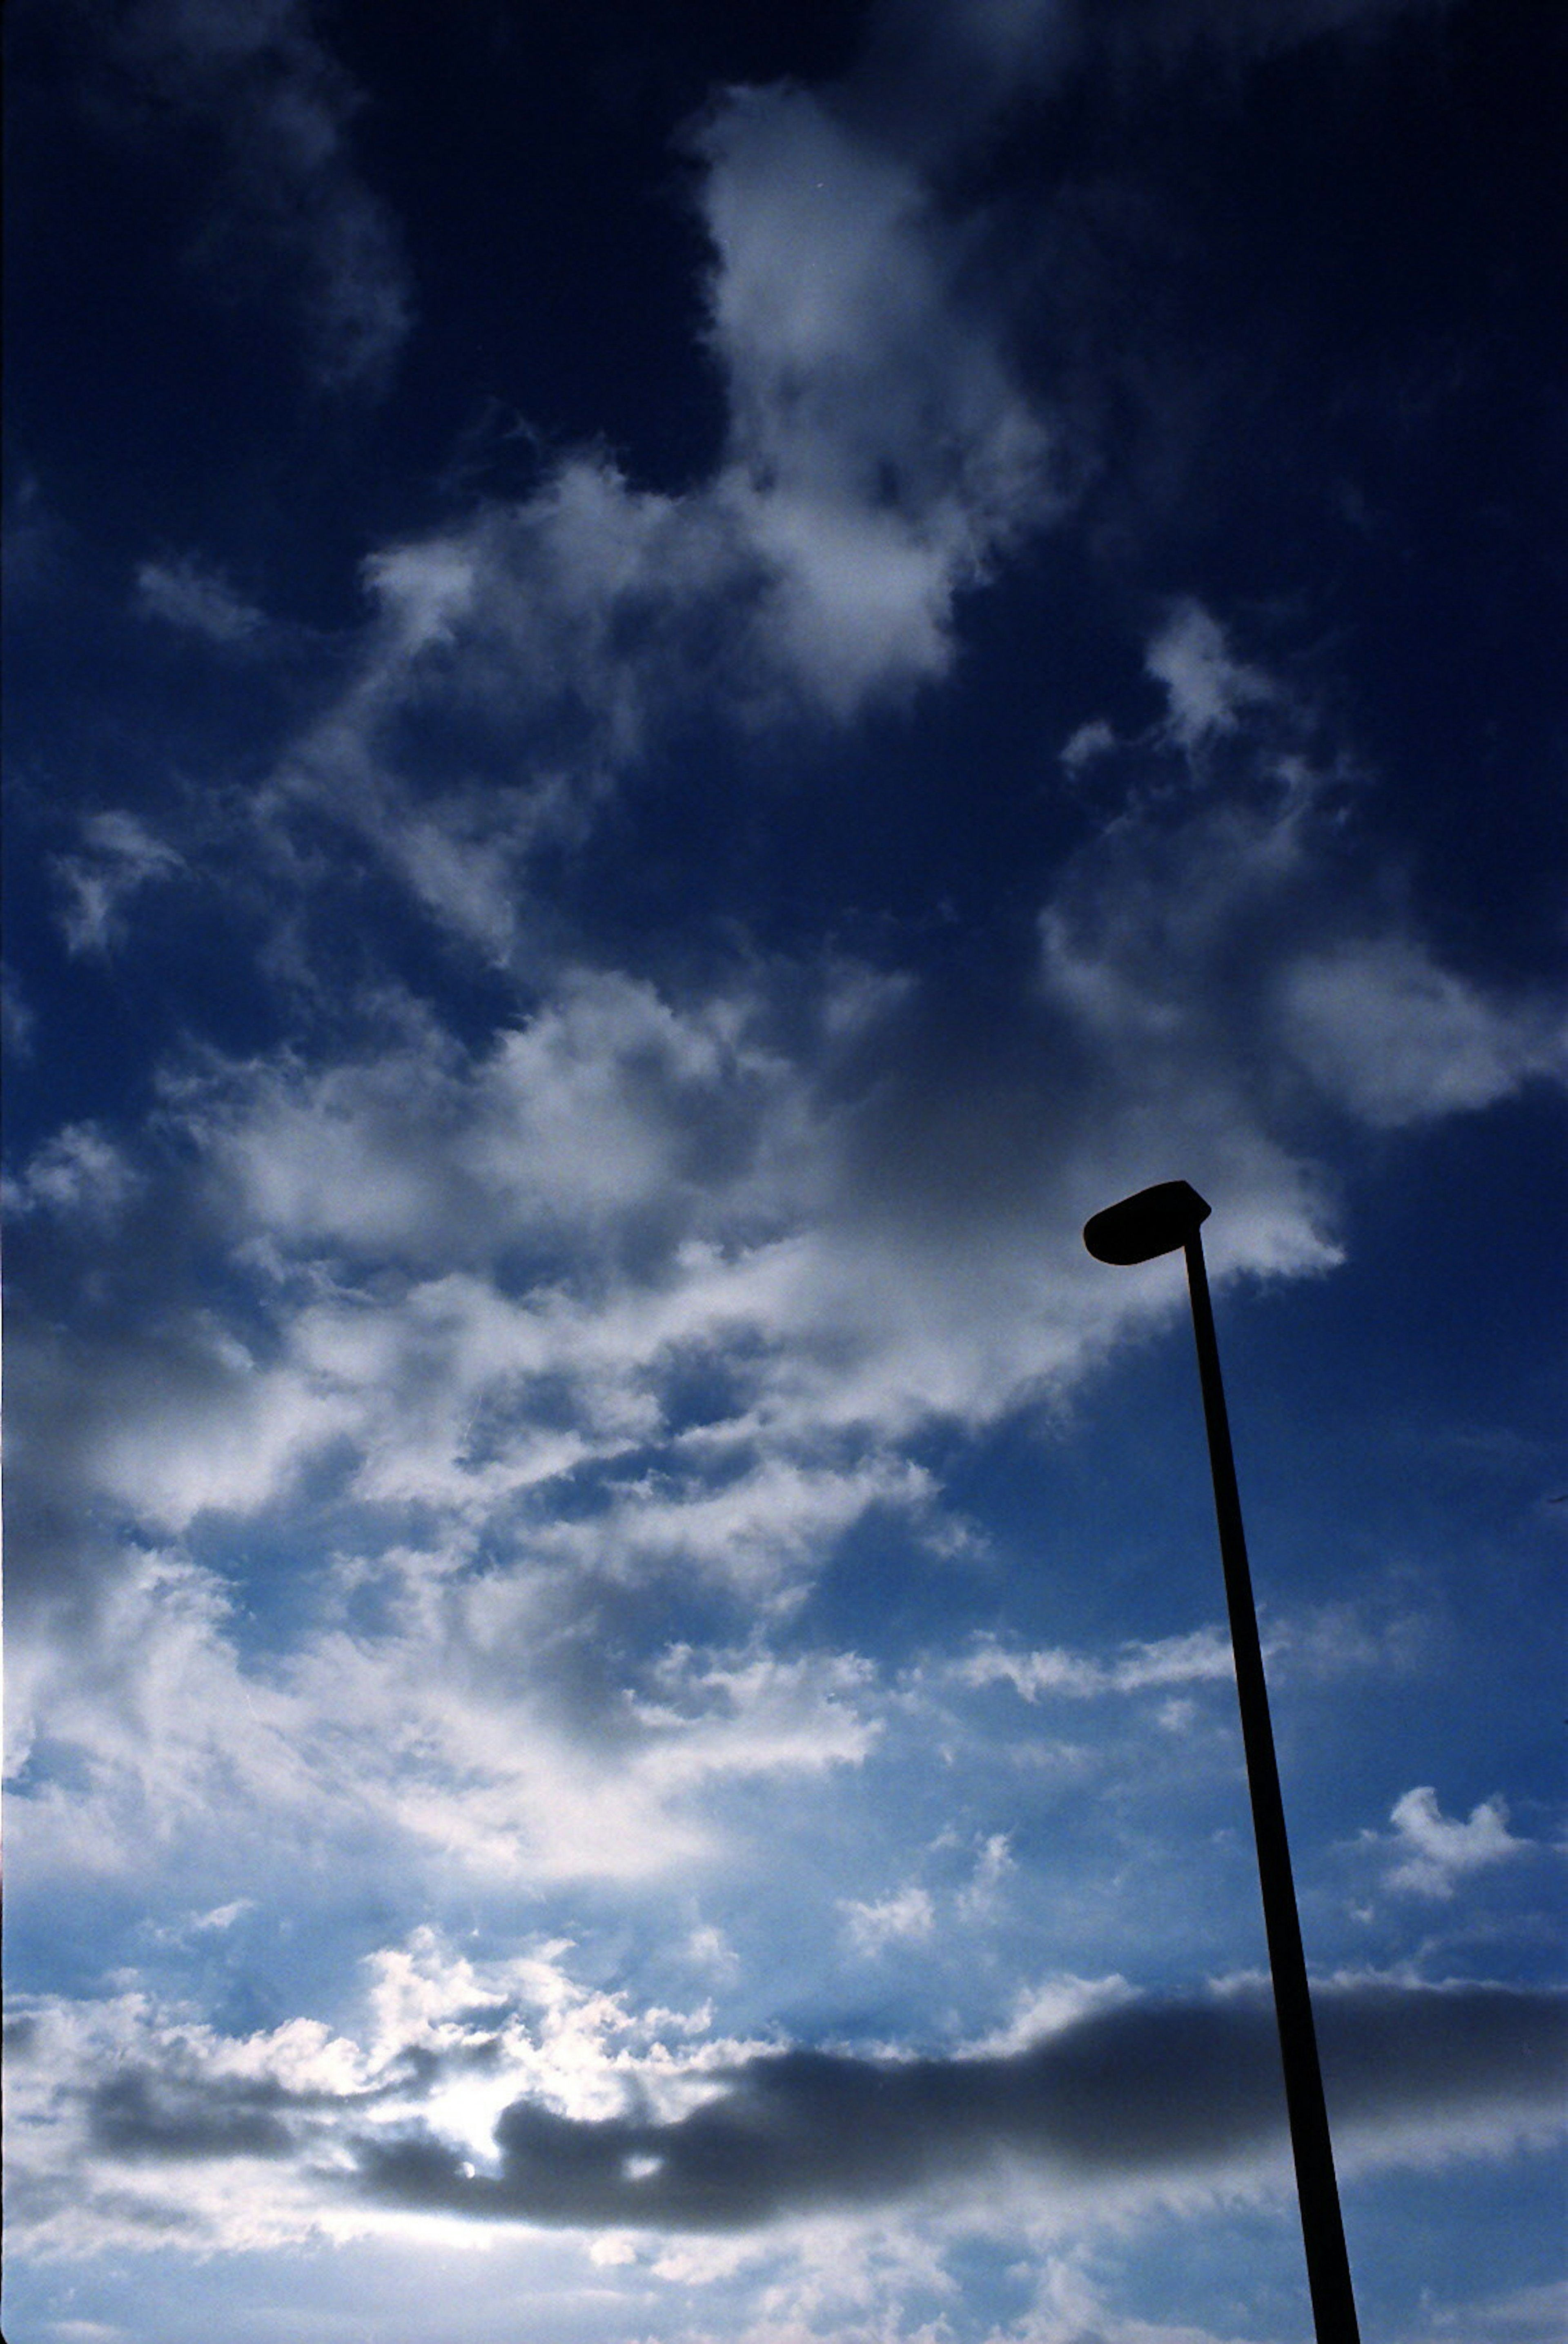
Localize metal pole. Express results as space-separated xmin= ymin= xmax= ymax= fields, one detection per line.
xmin=1183 ymin=1228 xmax=1361 ymax=2343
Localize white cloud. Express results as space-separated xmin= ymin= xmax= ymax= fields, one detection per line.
xmin=1145 ymin=598 xmax=1276 ymax=751
xmin=956 ymin=1830 xmax=1016 ymax=1919
xmin=1060 ymin=716 xmax=1117 ymax=773
xmin=252 ymin=68 xmax=1058 ymax=945
xmin=4 ymin=1520 xmax=882 ymax=1895
xmin=190 ymin=1897 xmax=254 ymax=1932
xmin=841 ymin=1883 xmax=936 ymax=1952
xmin=2 ymin=1123 xmax=139 ymax=1223
xmin=1277 ymin=936 xmax=1566 ymax=1127
xmin=134 ymin=553 xmax=266 ymax=644
xmin=53 ymin=810 xmax=183 ymax=955
xmin=958 ymin=1627 xmax=1235 ymax=1701
xmin=1386 ymin=1785 xmax=1527 ymax=1899
xmin=1037 ymin=637 xmax=1566 ymax=1205
xmin=698 ymin=81 xmax=1056 ymax=716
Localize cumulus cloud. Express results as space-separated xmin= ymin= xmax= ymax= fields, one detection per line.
xmin=3 ymin=1505 xmax=882 ymax=1894
xmin=1387 ymin=1786 xmax=1528 ymax=1899
xmin=696 ymin=80 xmax=1056 ymax=717
xmin=13 ymin=582 xmax=1564 ymax=1952
xmin=1060 ymin=715 xmax=1118 ymax=774
xmin=842 ymin=1885 xmax=937 ymax=1954
xmin=252 ymin=48 xmax=1058 ymax=949
xmin=1038 ymin=608 xmax=1566 ymax=1168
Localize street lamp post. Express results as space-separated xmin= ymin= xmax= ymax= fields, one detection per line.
xmin=1083 ymin=1180 xmax=1360 ymax=2344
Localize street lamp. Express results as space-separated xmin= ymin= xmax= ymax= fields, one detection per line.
xmin=1083 ymin=1180 xmax=1360 ymax=2344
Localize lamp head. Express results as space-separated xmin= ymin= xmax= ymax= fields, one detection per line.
xmin=1083 ymin=1179 xmax=1211 ymax=1265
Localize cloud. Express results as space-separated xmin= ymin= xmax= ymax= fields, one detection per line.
xmin=956 ymin=1832 xmax=1017 ymax=1920
xmin=86 ymin=2066 xmax=303 ymax=2162
xmin=1387 ymin=1786 xmax=1527 ymax=1899
xmin=2 ymin=1122 xmax=140 ymax=1223
xmin=1277 ymin=937 xmax=1566 ymax=1127
xmin=251 ymin=56 xmax=1058 ymax=948
xmin=105 ymin=0 xmax=411 ymax=392
xmin=1094 ymin=0 xmax=1453 ymax=69
xmin=842 ymin=1885 xmax=937 ymax=1954
xmin=12 ymin=1948 xmax=1561 ymax=2265
xmin=1039 ymin=610 xmax=1566 ymax=1162
xmin=134 ymin=553 xmax=267 ymax=644
xmin=960 ymin=1597 xmax=1435 ymax=1705
xmin=1145 ymin=598 xmax=1277 ymax=752
xmin=958 ymin=1628 xmax=1235 ymax=1701
xmin=52 ymin=809 xmax=183 ymax=954
xmin=2 ymin=963 xmax=34 ymax=1058
xmin=12 ymin=579 xmax=1564 ymax=1941
xmin=3 ymin=1511 xmax=882 ymax=1895
xmin=1060 ymin=716 xmax=1118 ymax=774
xmin=696 ymin=80 xmax=1057 ymax=718
xmin=22 ymin=1940 xmax=1561 ymax=2269
xmin=352 ymin=1978 xmax=1567 ymax=2230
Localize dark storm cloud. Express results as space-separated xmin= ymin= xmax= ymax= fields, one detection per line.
xmin=355 ymin=1981 xmax=1567 ymax=2229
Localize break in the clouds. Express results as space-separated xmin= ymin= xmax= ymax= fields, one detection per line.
xmin=5 ymin=2 xmax=1565 ymax=2340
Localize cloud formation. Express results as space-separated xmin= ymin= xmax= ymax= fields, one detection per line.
xmin=52 ymin=809 xmax=183 ymax=956
xmin=247 ymin=45 xmax=1058 ymax=953
xmin=1387 ymin=1786 xmax=1527 ymax=1899
xmin=135 ymin=553 xmax=267 ymax=645
xmin=11 ymin=1948 xmax=1560 ymax=2264
xmin=355 ymin=1979 xmax=1566 ymax=2230
xmin=105 ymin=0 xmax=412 ymax=391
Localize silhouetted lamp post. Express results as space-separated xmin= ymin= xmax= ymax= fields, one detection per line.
xmin=1083 ymin=1180 xmax=1360 ymax=2344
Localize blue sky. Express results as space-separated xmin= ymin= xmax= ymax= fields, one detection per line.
xmin=3 ymin=1 xmax=1565 ymax=2339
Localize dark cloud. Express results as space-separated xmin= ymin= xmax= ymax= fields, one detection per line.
xmin=87 ymin=2066 xmax=302 ymax=2162
xmin=355 ymin=1981 xmax=1567 ymax=2229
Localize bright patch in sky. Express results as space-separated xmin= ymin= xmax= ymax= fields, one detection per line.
xmin=4 ymin=2 xmax=1565 ymax=2340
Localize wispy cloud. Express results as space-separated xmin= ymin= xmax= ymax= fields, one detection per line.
xmin=105 ymin=0 xmax=411 ymax=392
xmin=134 ymin=553 xmax=266 ymax=645
xmin=2 ymin=1122 xmax=140 ymax=1223
xmin=1278 ymin=938 xmax=1566 ymax=1127
xmin=51 ymin=810 xmax=184 ymax=955
xmin=250 ymin=50 xmax=1058 ymax=951
xmin=958 ymin=1629 xmax=1235 ymax=1701
xmin=1145 ymin=598 xmax=1276 ymax=752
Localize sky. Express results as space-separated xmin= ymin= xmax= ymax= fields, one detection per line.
xmin=2 ymin=1 xmax=1566 ymax=2339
